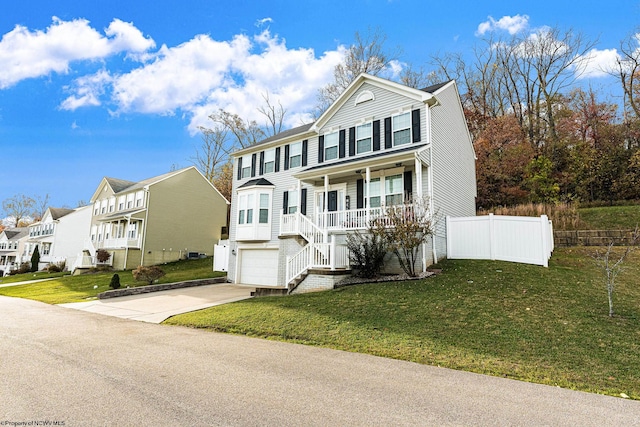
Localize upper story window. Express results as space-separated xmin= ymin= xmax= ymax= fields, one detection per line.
xmin=135 ymin=191 xmax=144 ymax=207
xmin=392 ymin=112 xmax=411 ymax=146
xmin=126 ymin=193 xmax=134 ymax=209
xmin=241 ymin=155 xmax=252 ymax=178
xmin=108 ymin=197 xmax=115 ymax=213
xmin=289 ymin=142 xmax=302 ymax=168
xmin=324 ymin=132 xmax=339 ymax=161
xmin=94 ymin=202 xmax=100 ymax=216
xmin=117 ymin=196 xmax=125 ymax=211
xmin=263 ymin=149 xmax=275 ymax=174
xmin=356 ymin=123 xmax=372 ymax=154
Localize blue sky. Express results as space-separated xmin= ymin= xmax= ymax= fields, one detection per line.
xmin=1 ymin=0 xmax=639 ymax=211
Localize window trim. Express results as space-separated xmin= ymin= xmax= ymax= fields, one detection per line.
xmin=323 ymin=132 xmax=339 ymax=161
xmin=356 ymin=122 xmax=372 ymax=154
xmin=241 ymin=154 xmax=252 ymax=178
xmin=392 ymin=112 xmax=411 ymax=147
xmin=263 ymin=148 xmax=275 ymax=174
xmin=289 ymin=141 xmax=302 ymax=169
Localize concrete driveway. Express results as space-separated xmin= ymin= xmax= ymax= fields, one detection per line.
xmin=59 ymin=283 xmax=255 ymax=323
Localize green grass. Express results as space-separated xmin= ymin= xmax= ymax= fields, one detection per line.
xmin=0 ymin=270 xmax=67 ymax=284
xmin=0 ymin=257 xmax=225 ymax=304
xmin=166 ymin=247 xmax=640 ymax=399
xmin=578 ymin=205 xmax=640 ymax=230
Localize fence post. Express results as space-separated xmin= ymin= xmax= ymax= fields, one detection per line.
xmin=540 ymin=215 xmax=549 ymax=267
xmin=489 ymin=213 xmax=495 ymax=261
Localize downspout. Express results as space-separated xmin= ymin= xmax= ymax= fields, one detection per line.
xmin=140 ymin=188 xmax=150 ymax=266
xmin=426 ymin=105 xmax=437 ymax=263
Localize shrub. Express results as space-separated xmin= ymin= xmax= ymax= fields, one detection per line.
xmin=109 ymin=273 xmax=121 ymax=289
xmin=346 ymin=230 xmax=387 ymax=278
xmin=96 ymin=249 xmax=111 ymax=264
xmin=132 ymin=265 xmax=166 ymax=285
xmin=46 ymin=261 xmax=66 ymax=273
xmin=8 ymin=263 xmax=31 ymax=276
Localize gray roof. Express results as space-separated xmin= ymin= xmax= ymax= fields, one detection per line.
xmin=105 ymin=167 xmax=193 ymax=195
xmin=49 ymin=207 xmax=74 ymax=220
xmin=419 ymin=80 xmax=451 ymax=94
xmin=105 ymin=177 xmax=137 ymax=193
xmin=3 ymin=228 xmax=28 ymax=240
xmin=238 ymin=178 xmax=274 ymax=188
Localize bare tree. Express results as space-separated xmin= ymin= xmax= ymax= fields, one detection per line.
xmin=2 ymin=194 xmax=35 ymax=227
xmin=211 ymin=109 xmax=265 ymax=149
xmin=613 ymin=29 xmax=640 ymax=120
xmin=592 ymin=227 xmax=639 ymax=317
xmin=33 ymin=194 xmax=50 ymax=222
xmin=399 ymin=64 xmax=434 ymax=89
xmin=317 ymin=28 xmax=401 ymax=114
xmin=257 ymin=92 xmax=286 ymax=137
xmin=191 ymin=124 xmax=229 ymax=183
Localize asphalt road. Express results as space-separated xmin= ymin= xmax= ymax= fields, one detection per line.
xmin=1 ymin=296 xmax=639 ymax=426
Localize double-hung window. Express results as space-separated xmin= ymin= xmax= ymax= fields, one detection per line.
xmin=241 ymin=155 xmax=252 ymax=178
xmin=392 ymin=112 xmax=411 ymax=146
xmin=263 ymin=149 xmax=275 ymax=173
xmin=259 ymin=194 xmax=270 ymax=223
xmin=368 ymin=178 xmax=381 ymax=208
xmin=324 ymin=132 xmax=339 ymax=161
xmin=238 ymin=195 xmax=247 ymax=224
xmin=289 ymin=142 xmax=302 ymax=168
xmin=356 ymin=123 xmax=372 ymax=154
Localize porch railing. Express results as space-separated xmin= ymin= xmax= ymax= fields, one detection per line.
xmin=285 ymin=236 xmax=349 ymax=285
xmin=310 ymin=203 xmax=424 ymax=232
xmin=95 ymin=236 xmax=142 ymax=249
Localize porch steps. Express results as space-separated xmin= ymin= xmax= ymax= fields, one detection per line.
xmin=251 ymin=286 xmax=289 ymax=297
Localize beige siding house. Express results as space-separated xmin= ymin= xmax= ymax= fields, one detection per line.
xmin=86 ymin=166 xmax=229 ymax=270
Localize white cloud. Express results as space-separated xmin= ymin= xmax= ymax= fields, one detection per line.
xmin=60 ymin=69 xmax=113 ymax=110
xmin=255 ymin=18 xmax=273 ymax=27
xmin=575 ymin=48 xmax=620 ymax=79
xmin=0 ymin=17 xmax=154 ymax=89
xmin=476 ymin=15 xmax=529 ymax=36
xmin=106 ymin=30 xmax=344 ymax=133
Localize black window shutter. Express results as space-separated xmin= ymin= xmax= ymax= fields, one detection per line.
xmin=237 ymin=157 xmax=243 ymax=180
xmin=301 ymin=188 xmax=307 ymax=215
xmin=404 ymin=171 xmax=413 ymax=202
xmin=251 ymin=153 xmax=256 ymax=177
xmin=348 ymin=127 xmax=355 ymax=156
xmin=412 ymin=109 xmax=421 ymax=143
xmin=302 ymin=139 xmax=308 ymax=167
xmin=283 ymin=191 xmax=289 ymax=214
xmin=384 ymin=117 xmax=392 ymax=149
xmin=356 ymin=179 xmax=364 ymax=209
xmin=284 ymin=144 xmax=290 ymax=170
xmin=275 ymin=147 xmax=280 ymax=172
xmin=339 ymin=130 xmax=346 ymax=158
xmin=259 ymin=151 xmax=264 ymax=175
xmin=373 ymin=120 xmax=381 ymax=151
xmin=318 ymin=135 xmax=324 ymax=163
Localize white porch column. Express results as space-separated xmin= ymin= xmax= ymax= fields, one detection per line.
xmin=414 ymin=156 xmax=423 ymax=201
xmin=365 ymin=166 xmax=371 ymax=225
xmin=323 ymin=175 xmax=329 ymax=242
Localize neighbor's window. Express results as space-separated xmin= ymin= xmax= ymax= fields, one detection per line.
xmin=289 ymin=142 xmax=302 ymax=168
xmin=356 ymin=123 xmax=372 ymax=154
xmin=324 ymin=132 xmax=338 ymax=161
xmin=392 ymin=112 xmax=411 ymax=146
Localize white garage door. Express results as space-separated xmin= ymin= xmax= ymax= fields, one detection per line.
xmin=239 ymin=249 xmax=279 ymax=286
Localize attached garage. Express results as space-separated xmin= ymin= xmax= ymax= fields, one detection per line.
xmin=238 ymin=249 xmax=279 ymax=286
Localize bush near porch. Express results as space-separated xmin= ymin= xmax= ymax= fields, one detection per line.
xmin=166 ymin=247 xmax=640 ymax=400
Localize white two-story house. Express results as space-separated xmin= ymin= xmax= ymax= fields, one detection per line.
xmin=26 ymin=206 xmax=92 ymax=271
xmin=228 ymin=73 xmax=476 ymax=292
xmin=0 ymin=228 xmax=29 ymax=276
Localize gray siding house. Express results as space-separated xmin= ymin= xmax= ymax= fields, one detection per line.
xmin=228 ymin=73 xmax=476 ymax=292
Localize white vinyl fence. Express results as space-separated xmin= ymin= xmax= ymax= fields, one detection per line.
xmin=213 ymin=240 xmax=229 ymax=272
xmin=446 ymin=214 xmax=554 ymax=267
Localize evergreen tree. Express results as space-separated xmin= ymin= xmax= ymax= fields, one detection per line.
xmin=30 ymin=246 xmax=40 ymax=272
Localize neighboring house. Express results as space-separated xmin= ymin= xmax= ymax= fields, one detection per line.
xmin=0 ymin=228 xmax=29 ymax=276
xmin=85 ymin=166 xmax=229 ymax=270
xmin=227 ymin=73 xmax=477 ymax=292
xmin=26 ymin=207 xmax=92 ymax=270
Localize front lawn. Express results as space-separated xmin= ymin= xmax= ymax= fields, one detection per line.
xmin=0 ymin=257 xmax=225 ymax=304
xmin=166 ymin=247 xmax=640 ymax=399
